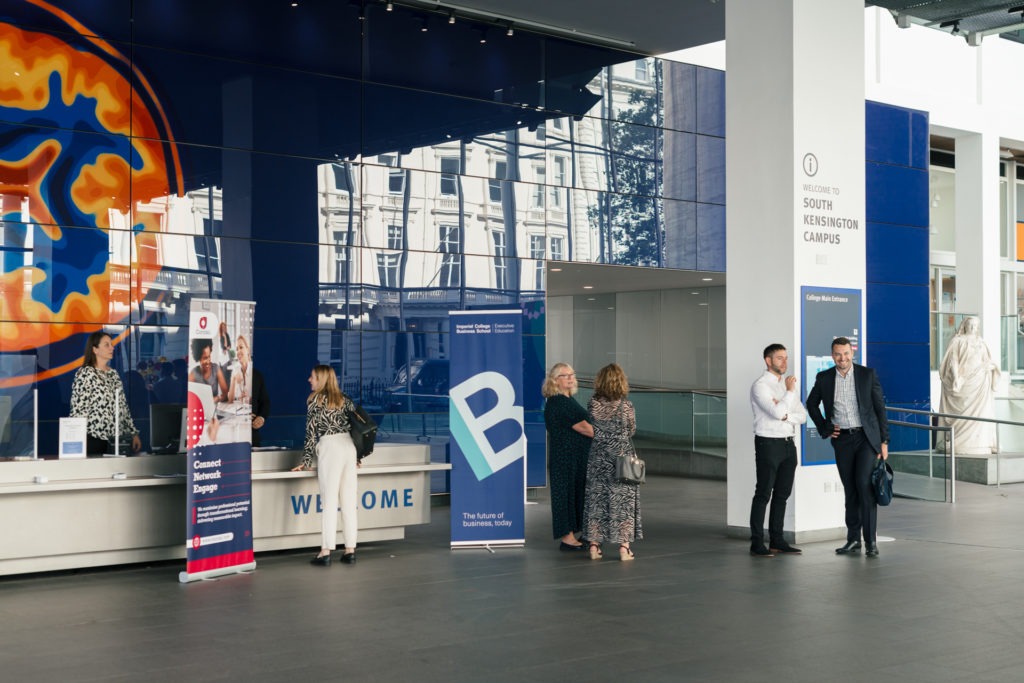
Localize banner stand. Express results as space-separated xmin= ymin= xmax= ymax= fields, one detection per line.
xmin=448 ymin=310 xmax=526 ymax=548
xmin=179 ymin=298 xmax=258 ymax=584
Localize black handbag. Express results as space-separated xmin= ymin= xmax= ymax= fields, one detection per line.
xmin=872 ymin=457 xmax=894 ymax=506
xmin=346 ymin=402 xmax=378 ymax=461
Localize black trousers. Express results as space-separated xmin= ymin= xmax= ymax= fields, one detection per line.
xmin=749 ymin=435 xmax=797 ymax=546
xmin=833 ymin=430 xmax=879 ymax=544
xmin=86 ymin=435 xmax=108 ymax=457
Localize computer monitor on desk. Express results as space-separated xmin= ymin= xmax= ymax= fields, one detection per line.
xmin=150 ymin=403 xmax=186 ymax=454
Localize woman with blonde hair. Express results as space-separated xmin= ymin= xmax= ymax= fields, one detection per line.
xmin=543 ymin=362 xmax=593 ymax=551
xmin=582 ymin=363 xmax=642 ymax=561
xmin=291 ymin=365 xmax=358 ymax=566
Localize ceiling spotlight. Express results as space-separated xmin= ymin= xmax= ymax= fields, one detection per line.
xmin=448 ymin=10 xmax=456 ymax=24
xmin=478 ymin=27 xmax=487 ymax=43
xmin=506 ymin=23 xmax=514 ymax=37
xmin=385 ymin=1 xmax=392 ymax=10
xmin=420 ymin=17 xmax=429 ymax=31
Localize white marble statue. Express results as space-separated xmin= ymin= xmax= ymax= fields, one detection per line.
xmin=939 ymin=316 xmax=1000 ymax=455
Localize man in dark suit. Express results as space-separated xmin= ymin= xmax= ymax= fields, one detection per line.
xmin=806 ymin=337 xmax=889 ymax=557
xmin=251 ymin=368 xmax=270 ymax=447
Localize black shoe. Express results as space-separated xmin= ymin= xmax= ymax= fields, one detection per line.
xmin=559 ymin=541 xmax=586 ymax=551
xmin=310 ymin=553 xmax=332 ymax=566
xmin=835 ymin=541 xmax=862 ymax=555
xmin=750 ymin=545 xmax=775 ymax=558
xmin=769 ymin=543 xmax=802 ymax=555
xmin=865 ymin=543 xmax=879 ymax=557
xmin=340 ymin=552 xmax=357 ymax=564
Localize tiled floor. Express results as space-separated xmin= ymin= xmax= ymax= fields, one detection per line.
xmin=3 ymin=476 xmax=1024 ymax=682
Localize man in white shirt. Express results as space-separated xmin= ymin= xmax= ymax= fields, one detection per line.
xmin=749 ymin=344 xmax=807 ymax=557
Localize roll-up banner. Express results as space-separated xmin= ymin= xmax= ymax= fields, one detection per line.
xmin=179 ymin=298 xmax=258 ymax=583
xmin=449 ymin=310 xmax=525 ymax=547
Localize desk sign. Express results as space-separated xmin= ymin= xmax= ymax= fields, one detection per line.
xmin=59 ymin=417 xmax=87 ymax=459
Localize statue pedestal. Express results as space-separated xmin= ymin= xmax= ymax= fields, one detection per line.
xmin=895 ymin=450 xmax=1024 ymax=486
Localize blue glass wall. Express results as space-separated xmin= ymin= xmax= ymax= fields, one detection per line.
xmin=0 ymin=0 xmax=726 ymax=463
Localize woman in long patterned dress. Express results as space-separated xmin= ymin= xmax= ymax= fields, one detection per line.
xmin=582 ymin=363 xmax=642 ymax=561
xmin=543 ymin=363 xmax=593 ymax=551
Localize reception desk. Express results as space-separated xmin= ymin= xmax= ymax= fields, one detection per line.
xmin=0 ymin=444 xmax=449 ymax=576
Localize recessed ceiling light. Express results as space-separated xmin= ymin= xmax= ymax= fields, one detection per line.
xmin=550 ymin=267 xmax=562 ymax=272
xmin=691 ymin=291 xmax=700 ymax=295
xmin=698 ymin=302 xmax=708 ymax=306
xmin=701 ymin=277 xmax=713 ymax=282
xmin=583 ymin=285 xmax=593 ymax=289
xmin=607 ymin=307 xmax=615 ymax=310
xmin=587 ymin=297 xmax=596 ymax=301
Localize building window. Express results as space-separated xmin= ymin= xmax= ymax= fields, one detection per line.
xmin=377 ymin=253 xmax=400 ymax=288
xmin=439 ymin=224 xmax=460 ymax=287
xmin=388 ymin=169 xmax=405 ymax=194
xmin=379 ymin=154 xmax=404 ymax=194
xmin=331 ymin=163 xmax=354 ymax=193
xmin=196 ymin=218 xmax=221 ymax=274
xmin=333 ymin=229 xmax=350 ymax=282
xmin=550 ymin=236 xmax=564 ymax=261
xmin=532 ymin=166 xmax=545 ymax=208
xmin=440 ymin=157 xmax=460 ymax=196
xmin=549 ymin=156 xmax=566 ymax=207
xmin=489 ymin=159 xmax=507 ymax=202
xmin=635 ymin=59 xmax=650 ymax=82
xmin=530 ymin=235 xmax=545 ymax=290
xmin=492 ymin=230 xmax=507 ymax=289
xmin=552 ymin=117 xmax=565 ymax=131
xmin=387 ymin=224 xmax=402 ymax=250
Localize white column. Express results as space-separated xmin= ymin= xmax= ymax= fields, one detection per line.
xmin=726 ymin=0 xmax=865 ymax=542
xmin=954 ymin=131 xmax=1001 ymax=353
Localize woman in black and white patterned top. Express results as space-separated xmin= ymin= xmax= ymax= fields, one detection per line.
xmin=70 ymin=331 xmax=141 ymax=456
xmin=291 ymin=365 xmax=358 ymax=567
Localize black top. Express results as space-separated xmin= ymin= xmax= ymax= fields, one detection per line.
xmin=544 ymin=394 xmax=590 ymax=460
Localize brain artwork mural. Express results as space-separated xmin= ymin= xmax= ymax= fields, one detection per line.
xmin=0 ymin=0 xmax=182 ymax=388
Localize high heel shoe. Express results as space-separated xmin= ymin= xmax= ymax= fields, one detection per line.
xmin=588 ymin=544 xmax=602 ymax=560
xmin=340 ymin=552 xmax=357 ymax=564
xmin=619 ymin=545 xmax=635 ymax=561
xmin=310 ymin=552 xmax=331 ymax=567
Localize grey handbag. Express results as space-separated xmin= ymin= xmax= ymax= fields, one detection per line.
xmin=616 ymin=447 xmax=646 ymax=485
xmin=612 ymin=399 xmax=644 ymax=483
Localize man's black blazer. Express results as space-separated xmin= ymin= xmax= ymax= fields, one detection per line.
xmin=805 ymin=363 xmax=889 ymax=454
xmin=251 ymin=368 xmax=270 ymax=447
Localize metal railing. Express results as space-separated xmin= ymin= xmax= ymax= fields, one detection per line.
xmin=885 ymin=409 xmax=955 ymax=502
xmin=886 ymin=405 xmax=1024 ymax=495
xmin=576 ymin=379 xmax=727 ymax=456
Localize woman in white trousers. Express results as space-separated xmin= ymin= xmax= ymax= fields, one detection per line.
xmin=292 ymin=365 xmax=359 ymax=566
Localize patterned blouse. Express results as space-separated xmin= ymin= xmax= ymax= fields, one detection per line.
xmin=69 ymin=366 xmax=139 ymax=440
xmin=302 ymin=394 xmax=354 ymax=468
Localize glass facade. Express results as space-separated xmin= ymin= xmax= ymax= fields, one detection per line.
xmin=0 ymin=1 xmax=725 ymax=458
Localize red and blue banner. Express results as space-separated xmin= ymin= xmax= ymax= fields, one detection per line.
xmin=179 ymin=298 xmax=257 ymax=582
xmin=449 ymin=310 xmax=525 ymax=547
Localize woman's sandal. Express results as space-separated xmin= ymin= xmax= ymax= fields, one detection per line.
xmin=589 ymin=543 xmax=603 ymax=560
xmin=619 ymin=545 xmax=635 ymax=561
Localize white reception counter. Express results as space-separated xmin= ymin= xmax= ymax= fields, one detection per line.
xmin=0 ymin=444 xmax=449 ymax=576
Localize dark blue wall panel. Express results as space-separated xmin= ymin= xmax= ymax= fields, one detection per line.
xmin=866 ymin=283 xmax=929 ymax=344
xmin=866 ymin=343 xmax=931 ymax=405
xmin=866 ymin=222 xmax=929 ymax=285
xmin=865 ymin=100 xmax=931 ymax=412
xmin=866 ymin=162 xmax=929 ymax=227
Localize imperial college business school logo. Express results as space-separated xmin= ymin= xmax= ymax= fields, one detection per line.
xmin=448 ymin=310 xmax=526 ymax=546
xmin=450 ymin=370 xmax=525 ymax=481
